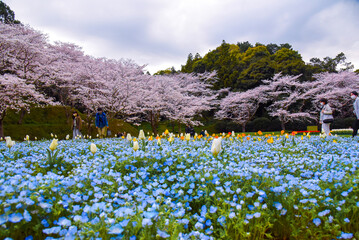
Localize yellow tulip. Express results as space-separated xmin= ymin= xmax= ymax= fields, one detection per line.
xmin=164 ymin=129 xmax=169 ymax=135
xmin=185 ymin=133 xmax=190 ymax=141
xmin=49 ymin=139 xmax=58 ymax=151
xmin=157 ymin=138 xmax=161 ymax=145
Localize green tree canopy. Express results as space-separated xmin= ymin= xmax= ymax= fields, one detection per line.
xmin=0 ymin=1 xmax=20 ymax=24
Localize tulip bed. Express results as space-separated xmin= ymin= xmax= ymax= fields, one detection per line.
xmin=0 ymin=134 xmax=359 ymax=240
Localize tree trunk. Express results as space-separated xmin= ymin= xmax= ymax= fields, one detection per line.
xmin=87 ymin=112 xmax=93 ymax=136
xmin=280 ymin=121 xmax=286 ymax=130
xmin=17 ymin=108 xmax=27 ymax=125
xmin=0 ymin=109 xmax=6 ymax=138
xmin=178 ymin=122 xmax=182 ymax=133
xmin=241 ymin=124 xmax=246 ymax=133
xmin=150 ymin=111 xmax=159 ymax=135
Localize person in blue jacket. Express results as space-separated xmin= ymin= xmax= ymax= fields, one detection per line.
xmin=96 ymin=107 xmax=109 ymax=138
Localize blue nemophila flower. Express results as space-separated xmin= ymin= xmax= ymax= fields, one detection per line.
xmin=313 ymin=218 xmax=321 ymax=226
xmin=246 ymin=214 xmax=253 ymax=220
xmin=43 ymin=226 xmax=61 ymax=235
xmin=339 ymin=232 xmax=353 ymax=239
xmin=0 ymin=214 xmax=8 ymax=224
xmin=229 ymin=212 xmax=235 ymax=219
xmin=318 ymin=209 xmax=330 ymax=217
xmin=254 ymin=212 xmax=261 ymax=218
xmin=143 ymin=210 xmax=158 ymax=219
xmin=344 ymin=218 xmax=350 ymax=223
xmin=23 ymin=210 xmax=32 ymax=222
xmin=108 ymin=223 xmax=124 ymax=235
xmin=58 ymin=217 xmax=71 ymax=227
xmin=201 ymin=205 xmax=207 ymax=217
xmin=142 ymin=218 xmax=152 ymax=226
xmin=209 ymin=206 xmax=217 ymax=213
xmin=205 ymin=219 xmax=212 ymax=226
xmin=274 ymin=202 xmax=282 ymax=210
xmin=341 ymin=191 xmax=348 ymax=197
xmin=157 ymin=229 xmax=170 ymax=238
xmin=195 ymin=222 xmax=204 ymax=230
xmin=9 ymin=212 xmax=23 ymax=223
xmin=217 ymin=216 xmax=226 ymax=225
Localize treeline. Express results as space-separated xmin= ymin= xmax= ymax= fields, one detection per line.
xmin=157 ymin=41 xmax=357 ymax=91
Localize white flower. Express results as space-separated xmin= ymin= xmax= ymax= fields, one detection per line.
xmin=126 ymin=133 xmax=132 ymax=141
xmin=6 ymin=137 xmax=15 ymax=149
xmin=185 ymin=133 xmax=191 ymax=141
xmin=211 ymin=137 xmax=222 ymax=156
xmin=157 ymin=138 xmax=161 ymax=146
xmin=90 ymin=143 xmax=97 ymax=155
xmin=138 ymin=130 xmax=145 ymax=140
xmin=65 ymin=134 xmax=70 ymax=140
xmin=133 ymin=141 xmax=139 ymax=151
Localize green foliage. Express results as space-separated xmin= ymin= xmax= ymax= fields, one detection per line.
xmin=3 ymin=106 xmax=138 ymax=140
xmin=177 ymin=41 xmax=353 ymax=91
xmin=309 ymin=52 xmax=354 ymax=73
xmin=0 ymin=1 xmax=20 ymax=24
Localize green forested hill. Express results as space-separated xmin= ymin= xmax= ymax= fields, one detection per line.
xmin=176 ymin=41 xmax=354 ymax=91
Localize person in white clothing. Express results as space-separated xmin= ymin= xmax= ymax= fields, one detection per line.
xmin=319 ymin=98 xmax=333 ymax=137
xmin=351 ymin=91 xmax=359 ymax=137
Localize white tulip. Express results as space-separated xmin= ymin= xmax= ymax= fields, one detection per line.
xmin=138 ymin=130 xmax=145 ymax=140
xmin=133 ymin=141 xmax=139 ymax=151
xmin=90 ymin=143 xmax=97 ymax=155
xmin=185 ymin=133 xmax=191 ymax=141
xmin=126 ymin=133 xmax=132 ymax=141
xmin=66 ymin=134 xmax=70 ymax=140
xmin=6 ymin=137 xmax=15 ymax=149
xmin=211 ymin=137 xmax=222 ymax=156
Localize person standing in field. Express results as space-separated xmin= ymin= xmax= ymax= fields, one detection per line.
xmin=72 ymin=111 xmax=82 ymax=139
xmin=96 ymin=107 xmax=109 ymax=138
xmin=351 ymin=91 xmax=359 ymax=137
xmin=319 ymin=98 xmax=333 ymax=137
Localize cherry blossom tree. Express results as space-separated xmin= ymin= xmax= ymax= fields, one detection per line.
xmin=263 ymin=74 xmax=315 ymax=130
xmin=0 ymin=74 xmax=54 ymax=137
xmin=216 ymin=85 xmax=269 ymax=132
xmin=167 ymin=72 xmax=219 ymax=130
xmin=300 ymin=71 xmax=359 ymax=118
xmin=127 ymin=72 xmax=219 ymax=135
xmin=0 ymin=23 xmax=48 ymax=81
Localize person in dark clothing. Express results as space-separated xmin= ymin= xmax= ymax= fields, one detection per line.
xmin=351 ymin=91 xmax=359 ymax=137
xmin=71 ymin=111 xmax=82 ymax=139
xmin=95 ymin=108 xmax=109 ymax=138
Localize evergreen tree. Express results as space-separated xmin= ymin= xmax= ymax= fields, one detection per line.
xmin=0 ymin=1 xmax=20 ymax=24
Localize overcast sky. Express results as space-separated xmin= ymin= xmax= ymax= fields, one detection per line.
xmin=4 ymin=0 xmax=359 ymax=73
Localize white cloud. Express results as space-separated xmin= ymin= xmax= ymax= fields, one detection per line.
xmin=4 ymin=0 xmax=359 ymax=73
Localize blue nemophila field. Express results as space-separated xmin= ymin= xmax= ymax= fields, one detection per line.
xmin=0 ymin=133 xmax=358 ymax=240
